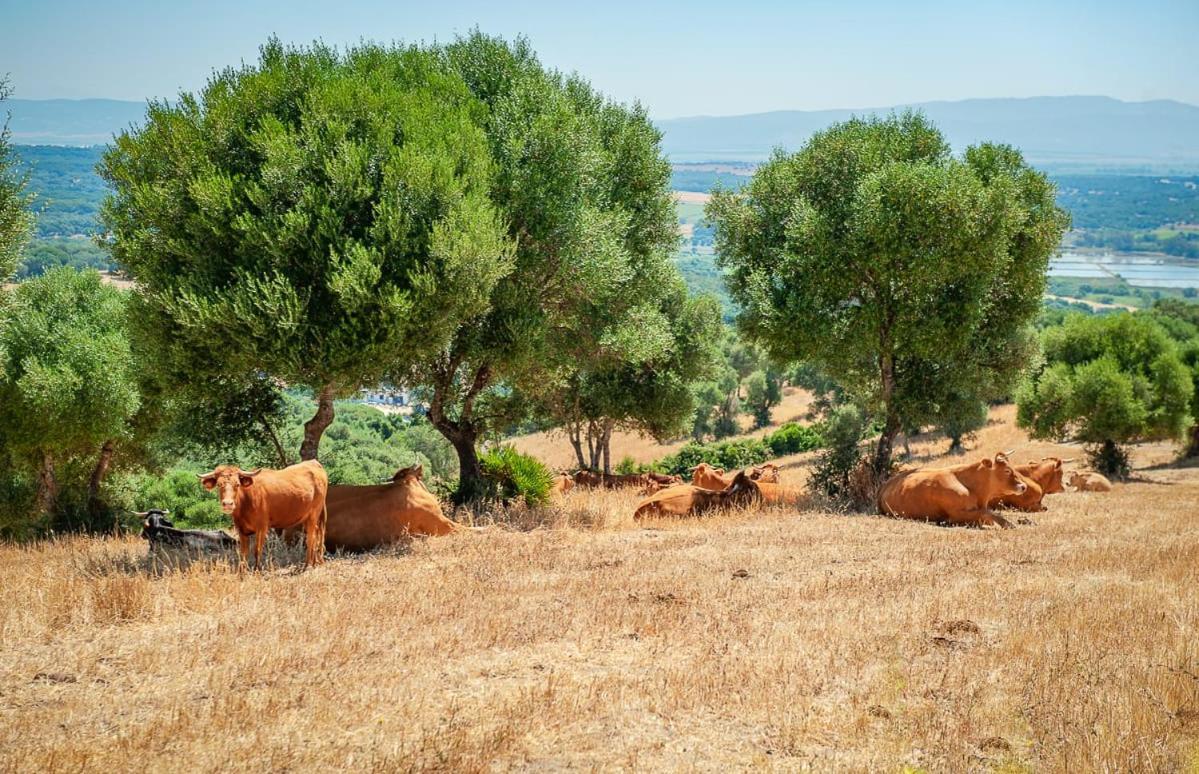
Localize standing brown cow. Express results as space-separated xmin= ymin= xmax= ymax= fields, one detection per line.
xmin=879 ymin=453 xmax=1027 ymax=529
xmin=200 ymin=460 xmax=328 ymax=568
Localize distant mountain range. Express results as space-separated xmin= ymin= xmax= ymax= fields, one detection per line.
xmin=658 ymin=96 xmax=1199 ymax=171
xmin=8 ymin=95 xmax=1199 ymax=172
xmin=5 ymin=99 xmax=148 ymax=146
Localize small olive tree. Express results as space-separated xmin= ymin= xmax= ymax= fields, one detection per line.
xmin=1017 ymin=312 xmax=1193 ymax=477
xmin=710 ymin=113 xmax=1068 ymax=477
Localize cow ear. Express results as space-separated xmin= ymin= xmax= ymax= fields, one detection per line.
xmin=200 ymin=476 xmax=217 ymax=491
xmin=239 ymin=475 xmax=254 ymax=487
xmin=413 ymin=464 xmax=423 ymax=480
xmin=981 ymin=458 xmax=994 ymax=469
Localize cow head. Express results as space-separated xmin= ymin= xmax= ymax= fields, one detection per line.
xmin=690 ymin=463 xmax=727 ymax=489
xmin=1068 ymin=471 xmax=1089 ymax=490
xmin=198 ymin=465 xmax=260 ymax=514
xmin=1036 ymin=457 xmax=1068 ymax=494
xmin=723 ymin=471 xmax=764 ymax=508
xmin=981 ymin=453 xmax=1025 ymax=498
xmin=750 ymin=464 xmax=780 ymax=483
xmin=391 ymin=464 xmax=424 ymax=484
xmin=136 ymin=509 xmax=172 ymax=539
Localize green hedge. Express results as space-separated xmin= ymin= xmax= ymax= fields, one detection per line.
xmin=648 ymin=422 xmax=823 ymax=476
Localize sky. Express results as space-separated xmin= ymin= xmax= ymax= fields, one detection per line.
xmin=2 ymin=0 xmax=1197 ymax=119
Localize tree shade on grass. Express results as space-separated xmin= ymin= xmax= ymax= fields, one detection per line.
xmin=100 ymin=39 xmax=512 ymax=462
xmin=709 ymin=112 xmax=1070 ymax=477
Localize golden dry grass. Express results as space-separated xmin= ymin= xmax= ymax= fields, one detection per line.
xmin=2 ymin=409 xmax=1199 ymax=772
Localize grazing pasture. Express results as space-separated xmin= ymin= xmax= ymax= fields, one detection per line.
xmin=1 ymin=409 xmax=1197 ymax=772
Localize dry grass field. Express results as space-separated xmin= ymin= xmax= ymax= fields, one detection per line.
xmin=2 ymin=408 xmax=1199 ymax=772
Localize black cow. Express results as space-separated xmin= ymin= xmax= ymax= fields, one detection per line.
xmin=139 ymin=510 xmax=238 ymax=553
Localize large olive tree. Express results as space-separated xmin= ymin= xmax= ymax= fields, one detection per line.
xmin=394 ymin=34 xmax=681 ymax=496
xmin=709 ymin=113 xmax=1069 ymax=475
xmin=101 ymin=40 xmax=512 ymax=461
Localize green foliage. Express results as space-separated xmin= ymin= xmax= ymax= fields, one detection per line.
xmin=409 ymin=32 xmax=690 ymax=488
xmin=0 ymin=268 xmax=140 ymax=531
xmin=19 ymin=237 xmax=115 ymax=278
xmin=649 ymin=421 xmax=821 ymax=476
xmin=709 ymin=112 xmax=1070 ymax=471
xmin=766 ymin=422 xmax=824 ymax=457
xmin=479 ymin=445 xmax=554 ymax=506
xmin=744 ymin=368 xmax=783 ymax=428
xmin=809 ymin=404 xmax=870 ymax=501
xmin=615 ymin=456 xmax=639 ymax=475
xmin=0 ymin=79 xmax=32 ymax=281
xmin=101 ymin=38 xmax=512 ymax=459
xmin=127 ymin=469 xmax=228 ymax=529
xmin=1017 ymin=312 xmax=1193 ymax=474
xmin=0 ymin=268 xmax=140 ymax=450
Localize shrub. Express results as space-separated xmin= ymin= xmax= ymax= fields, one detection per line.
xmin=809 ymin=405 xmax=872 ymax=506
xmin=615 ymin=456 xmax=639 ymax=475
xmin=766 ymin=423 xmax=824 ymax=456
xmin=478 ymin=446 xmax=554 ymax=506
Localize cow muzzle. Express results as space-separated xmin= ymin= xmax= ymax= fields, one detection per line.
xmin=1014 ymin=482 xmax=1027 ymax=494
xmin=221 ymin=500 xmax=236 ymax=513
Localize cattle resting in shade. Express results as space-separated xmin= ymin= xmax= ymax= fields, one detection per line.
xmin=199 ymin=459 xmax=329 ymax=568
xmin=633 ymin=471 xmax=763 ymax=520
xmin=878 ymin=453 xmax=1028 ymax=529
xmin=1069 ymin=471 xmax=1113 ymax=492
xmin=140 ymin=510 xmax=238 ymax=554
xmin=324 ymin=464 xmax=460 ymax=551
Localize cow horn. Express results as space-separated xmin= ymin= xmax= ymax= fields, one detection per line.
xmin=132 ymin=511 xmax=150 ymax=517
xmin=1002 ymin=449 xmax=1015 ymax=456
xmin=239 ymin=468 xmax=262 ymax=477
xmin=195 ymin=473 xmax=209 ymax=480
xmin=1059 ymin=457 xmax=1076 ymax=463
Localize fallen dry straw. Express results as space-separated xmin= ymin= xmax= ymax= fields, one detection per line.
xmin=1 ymin=459 xmax=1198 ymax=770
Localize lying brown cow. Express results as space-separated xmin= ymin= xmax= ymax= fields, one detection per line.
xmin=992 ymin=457 xmax=1070 ymax=512
xmin=200 ymin=459 xmax=329 ymax=568
xmin=751 ymin=463 xmax=781 ymax=483
xmin=633 ymin=472 xmax=762 ymax=520
xmin=690 ymin=462 xmax=733 ymax=490
xmin=1069 ymin=471 xmax=1113 ymax=492
xmin=325 ymin=464 xmax=459 ymax=550
xmin=573 ymin=470 xmax=648 ymax=489
xmin=879 ymin=453 xmax=1027 ymax=529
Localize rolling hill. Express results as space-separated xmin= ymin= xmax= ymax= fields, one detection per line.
xmin=658 ymin=96 xmax=1199 ymax=171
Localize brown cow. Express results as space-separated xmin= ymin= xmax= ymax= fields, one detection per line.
xmin=751 ymin=463 xmax=781 ymax=483
xmin=633 ymin=472 xmax=762 ymax=520
xmin=324 ymin=464 xmax=458 ymax=551
xmin=878 ymin=453 xmax=1028 ymax=529
xmin=690 ymin=462 xmax=733 ymax=490
xmin=993 ymin=457 xmax=1070 ymax=512
xmin=200 ymin=460 xmax=328 ymax=568
xmin=572 ymin=470 xmax=649 ymax=489
xmin=1069 ymin=471 xmax=1113 ymax=492
xmin=550 ymin=473 xmax=575 ymax=496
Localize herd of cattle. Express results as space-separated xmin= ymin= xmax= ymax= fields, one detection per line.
xmin=139 ymin=453 xmax=1113 ymax=568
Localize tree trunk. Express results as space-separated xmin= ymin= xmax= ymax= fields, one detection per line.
xmin=948 ymin=434 xmax=963 ymax=454
xmin=601 ymin=419 xmax=615 ymax=475
xmin=37 ymin=450 xmax=58 ymax=520
xmin=299 ymin=385 xmax=335 ymax=462
xmin=261 ymin=414 xmax=290 ymax=468
xmin=1187 ymin=424 xmax=1199 ymax=458
xmin=87 ymin=440 xmax=116 ymax=527
xmin=872 ymin=349 xmax=900 ymax=476
xmin=568 ymin=425 xmax=586 ymax=470
xmin=586 ymin=421 xmax=601 ymax=470
xmin=447 ymin=430 xmax=483 ymax=498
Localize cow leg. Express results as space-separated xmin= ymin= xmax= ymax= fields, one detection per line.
xmin=945 ymin=508 xmax=1014 ymax=529
xmin=237 ymin=531 xmax=251 ymax=570
xmin=254 ymin=529 xmax=267 ymax=570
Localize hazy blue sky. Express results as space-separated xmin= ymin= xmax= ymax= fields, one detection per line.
xmin=3 ymin=0 xmax=1196 ymax=118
